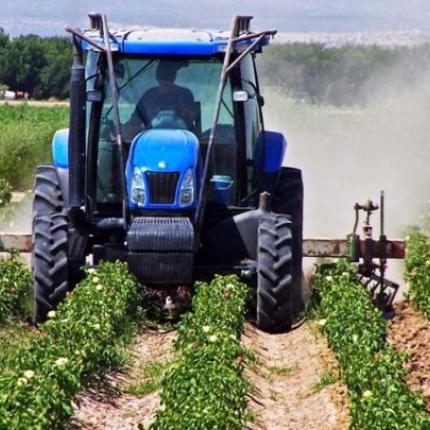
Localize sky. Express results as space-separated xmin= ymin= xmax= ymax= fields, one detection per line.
xmin=1 ymin=0 xmax=430 ymax=36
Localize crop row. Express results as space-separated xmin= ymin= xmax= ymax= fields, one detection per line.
xmin=151 ymin=275 xmax=251 ymax=430
xmin=313 ymin=262 xmax=430 ymax=430
xmin=405 ymin=232 xmax=430 ymax=316
xmin=0 ymin=261 xmax=142 ymax=430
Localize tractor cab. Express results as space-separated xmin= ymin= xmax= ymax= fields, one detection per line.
xmin=82 ymin=28 xmax=270 ymax=215
xmin=33 ymin=14 xmax=303 ymax=333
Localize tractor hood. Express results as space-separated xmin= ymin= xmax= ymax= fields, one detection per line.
xmin=126 ymin=128 xmax=200 ymax=209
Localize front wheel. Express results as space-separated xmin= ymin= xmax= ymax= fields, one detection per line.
xmin=256 ymin=214 xmax=293 ymax=333
xmin=32 ymin=166 xmax=86 ymax=322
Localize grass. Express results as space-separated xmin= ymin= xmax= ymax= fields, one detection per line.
xmin=0 ymin=104 xmax=68 ymax=189
xmin=126 ymin=361 xmax=171 ymax=396
xmin=313 ymin=369 xmax=337 ymax=392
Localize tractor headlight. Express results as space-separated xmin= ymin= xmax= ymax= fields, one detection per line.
xmin=131 ymin=167 xmax=146 ymax=206
xmin=179 ymin=168 xmax=195 ymax=207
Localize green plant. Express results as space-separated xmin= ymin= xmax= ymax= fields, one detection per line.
xmin=313 ymin=369 xmax=337 ymax=392
xmin=0 ymin=177 xmax=11 ymax=208
xmin=313 ymin=262 xmax=430 ymax=430
xmin=0 ymin=253 xmax=31 ymax=324
xmin=151 ymin=275 xmax=252 ymax=430
xmin=126 ymin=361 xmax=171 ymax=396
xmin=0 ymin=105 xmax=68 ymax=188
xmin=0 ymin=262 xmax=143 ymax=429
xmin=405 ymin=232 xmax=430 ymax=316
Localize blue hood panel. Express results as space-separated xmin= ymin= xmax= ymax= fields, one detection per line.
xmin=126 ymin=129 xmax=200 ymax=209
xmin=128 ymin=129 xmax=199 ymax=172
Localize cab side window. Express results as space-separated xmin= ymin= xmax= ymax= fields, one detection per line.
xmin=240 ymin=54 xmax=263 ymax=195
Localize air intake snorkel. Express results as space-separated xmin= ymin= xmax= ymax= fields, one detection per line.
xmin=67 ymin=35 xmax=88 ymax=227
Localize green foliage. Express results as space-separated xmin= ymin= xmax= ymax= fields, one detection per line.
xmin=151 ymin=275 xmax=251 ymax=430
xmin=404 ymin=232 xmax=430 ymax=316
xmin=0 ymin=104 xmax=68 ymax=188
xmin=259 ymin=43 xmax=430 ymax=106
xmin=313 ymin=262 xmax=430 ymax=430
xmin=0 ymin=254 xmax=31 ymax=324
xmin=0 ymin=177 xmax=11 ymax=208
xmin=126 ymin=361 xmax=170 ymax=396
xmin=0 ymin=262 xmax=143 ymax=429
xmin=0 ymin=32 xmax=72 ymax=99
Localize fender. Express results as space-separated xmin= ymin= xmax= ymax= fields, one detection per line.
xmin=51 ymin=128 xmax=70 ymax=205
xmin=255 ymin=130 xmax=288 ymax=193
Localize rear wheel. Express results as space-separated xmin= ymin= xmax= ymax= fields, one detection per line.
xmin=32 ymin=166 xmax=86 ymax=322
xmin=256 ymin=214 xmax=293 ymax=333
xmin=272 ymin=167 xmax=304 ymax=315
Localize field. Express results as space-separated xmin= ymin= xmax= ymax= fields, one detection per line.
xmin=0 ymin=103 xmax=68 ymax=189
xmin=1 ymin=93 xmax=430 ymax=428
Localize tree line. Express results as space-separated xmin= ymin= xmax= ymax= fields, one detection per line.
xmin=1 ymin=27 xmax=430 ymax=105
xmin=258 ymin=43 xmax=430 ymax=106
xmin=0 ymin=29 xmax=72 ymax=99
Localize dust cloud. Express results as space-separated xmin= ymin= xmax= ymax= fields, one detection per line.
xmin=264 ymin=64 xmax=430 ymax=239
xmin=263 ymin=57 xmax=430 ymax=289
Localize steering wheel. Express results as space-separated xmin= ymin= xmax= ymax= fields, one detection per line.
xmin=150 ymin=110 xmax=188 ymax=130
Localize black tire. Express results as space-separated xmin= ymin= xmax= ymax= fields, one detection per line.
xmin=32 ymin=166 xmax=86 ymax=322
xmin=256 ymin=214 xmax=293 ymax=333
xmin=271 ymin=167 xmax=304 ymax=315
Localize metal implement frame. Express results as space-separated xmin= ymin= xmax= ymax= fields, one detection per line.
xmin=194 ymin=15 xmax=277 ymax=236
xmin=0 ymin=233 xmax=405 ymax=257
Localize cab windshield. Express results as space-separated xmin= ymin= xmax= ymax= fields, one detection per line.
xmin=95 ymin=56 xmax=237 ymax=205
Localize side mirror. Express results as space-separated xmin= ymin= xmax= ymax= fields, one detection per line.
xmin=233 ymin=90 xmax=249 ymax=102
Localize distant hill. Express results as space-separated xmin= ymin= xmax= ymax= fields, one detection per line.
xmin=1 ymin=0 xmax=430 ymax=37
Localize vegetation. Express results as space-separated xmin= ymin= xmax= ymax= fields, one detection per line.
xmin=405 ymin=232 xmax=430 ymax=317
xmin=0 ymin=178 xmax=12 ymax=208
xmin=0 ymin=104 xmax=68 ymax=188
xmin=1 ymin=25 xmax=430 ymax=107
xmin=258 ymin=44 xmax=430 ymax=106
xmin=0 ymin=254 xmax=31 ymax=324
xmin=151 ymin=275 xmax=251 ymax=430
xmin=0 ymin=262 xmax=143 ymax=429
xmin=313 ymin=262 xmax=430 ymax=430
xmin=0 ymin=29 xmax=71 ymax=99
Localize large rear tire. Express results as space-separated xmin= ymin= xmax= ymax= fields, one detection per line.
xmin=32 ymin=166 xmax=86 ymax=322
xmin=271 ymin=167 xmax=304 ymax=315
xmin=256 ymin=214 xmax=293 ymax=333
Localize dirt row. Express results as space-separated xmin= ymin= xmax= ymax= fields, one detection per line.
xmin=243 ymin=323 xmax=349 ymax=430
xmin=70 ymin=330 xmax=175 ymax=429
xmin=388 ymin=301 xmax=430 ymax=404
xmin=68 ymin=322 xmax=350 ymax=429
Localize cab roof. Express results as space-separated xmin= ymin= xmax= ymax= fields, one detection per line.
xmin=81 ymin=27 xmax=273 ymax=56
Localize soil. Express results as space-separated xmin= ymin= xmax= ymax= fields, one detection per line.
xmin=388 ymin=301 xmax=430 ymax=401
xmin=69 ymin=329 xmax=176 ymax=430
xmin=243 ymin=322 xmax=350 ymax=430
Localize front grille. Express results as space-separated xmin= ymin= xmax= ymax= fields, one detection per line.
xmin=145 ymin=171 xmax=180 ymax=204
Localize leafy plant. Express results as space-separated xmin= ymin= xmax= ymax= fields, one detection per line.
xmin=313 ymin=262 xmax=430 ymax=430
xmin=405 ymin=232 xmax=430 ymax=317
xmin=0 ymin=177 xmax=11 ymax=208
xmin=0 ymin=253 xmax=31 ymax=324
xmin=151 ymin=275 xmax=252 ymax=430
xmin=0 ymin=262 xmax=143 ymax=429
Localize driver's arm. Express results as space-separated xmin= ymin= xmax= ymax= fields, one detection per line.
xmin=178 ymin=88 xmax=197 ymax=128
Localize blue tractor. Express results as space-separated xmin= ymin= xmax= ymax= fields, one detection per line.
xmin=31 ymin=14 xmax=304 ymax=332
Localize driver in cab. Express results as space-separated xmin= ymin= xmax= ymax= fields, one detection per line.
xmin=123 ymin=61 xmax=196 ymax=139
